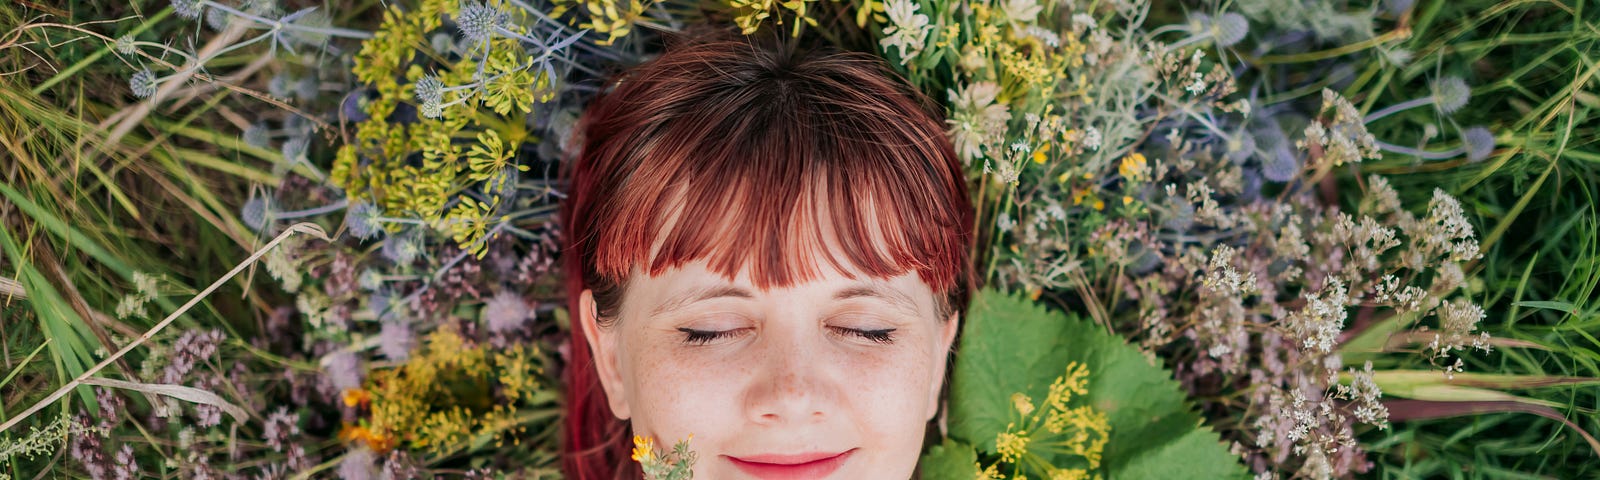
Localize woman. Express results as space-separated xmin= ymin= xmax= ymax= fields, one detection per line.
xmin=560 ymin=25 xmax=979 ymax=479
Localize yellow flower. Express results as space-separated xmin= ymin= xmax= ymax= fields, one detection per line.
xmin=1119 ymin=152 xmax=1148 ymax=182
xmin=1032 ymin=142 xmax=1052 ymax=164
xmin=1012 ymin=392 xmax=1036 ymax=417
xmin=977 ymin=462 xmax=1005 ymax=479
xmin=631 ymin=435 xmax=656 ymax=463
xmin=996 ymin=427 xmax=1030 ymax=463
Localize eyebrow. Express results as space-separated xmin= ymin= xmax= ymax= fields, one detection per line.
xmin=650 ymin=285 xmax=755 ymax=317
xmin=648 ymin=281 xmax=921 ymax=318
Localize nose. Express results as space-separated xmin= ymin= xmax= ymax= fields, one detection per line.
xmin=744 ymin=328 xmax=832 ymax=426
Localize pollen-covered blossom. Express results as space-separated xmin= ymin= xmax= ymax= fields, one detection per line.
xmin=879 ymin=0 xmax=933 ymax=65
xmin=995 ymin=428 xmax=1030 ymax=462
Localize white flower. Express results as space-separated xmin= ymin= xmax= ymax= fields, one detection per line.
xmin=999 ymin=0 xmax=1043 ymax=32
xmin=945 ymin=82 xmax=1011 ymax=164
xmin=879 ymin=0 xmax=932 ymax=66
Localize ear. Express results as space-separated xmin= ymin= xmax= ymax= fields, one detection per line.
xmin=580 ymin=288 xmax=631 ymax=420
xmin=926 ymin=310 xmax=961 ymax=421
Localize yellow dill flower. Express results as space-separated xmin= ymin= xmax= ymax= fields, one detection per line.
xmin=977 ymin=462 xmax=1005 ymax=480
xmin=1012 ymin=392 xmax=1036 ymax=417
xmin=996 ymin=427 xmax=1030 ymax=463
xmin=1050 ymin=468 xmax=1089 ymax=480
xmin=1046 ymin=362 xmax=1091 ymax=413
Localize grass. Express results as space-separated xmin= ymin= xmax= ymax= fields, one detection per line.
xmin=0 ymin=1 xmax=297 ymax=475
xmin=1339 ymin=0 xmax=1600 ymax=475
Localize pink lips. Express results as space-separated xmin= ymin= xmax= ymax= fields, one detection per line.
xmin=724 ymin=449 xmax=855 ymax=479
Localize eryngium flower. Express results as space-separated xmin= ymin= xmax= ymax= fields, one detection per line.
xmin=129 ymin=69 xmax=158 ymax=98
xmin=1431 ymin=76 xmax=1471 ymax=114
xmin=454 ymin=1 xmax=506 ymax=44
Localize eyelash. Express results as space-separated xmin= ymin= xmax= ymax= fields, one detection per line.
xmin=675 ymin=327 xmax=897 ymax=345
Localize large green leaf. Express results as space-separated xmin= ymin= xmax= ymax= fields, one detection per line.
xmin=936 ymin=287 xmax=1247 ymax=478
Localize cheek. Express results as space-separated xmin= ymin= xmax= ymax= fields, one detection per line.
xmin=617 ymin=331 xmax=941 ymax=475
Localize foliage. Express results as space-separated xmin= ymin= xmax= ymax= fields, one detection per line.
xmin=634 ymin=435 xmax=697 ymax=480
xmin=927 ymin=287 xmax=1246 ymax=479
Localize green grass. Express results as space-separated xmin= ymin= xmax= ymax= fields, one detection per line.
xmin=0 ymin=1 xmax=290 ymax=475
xmin=1345 ymin=0 xmax=1600 ymax=475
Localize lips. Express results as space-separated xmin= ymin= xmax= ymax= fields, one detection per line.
xmin=724 ymin=448 xmax=855 ymax=479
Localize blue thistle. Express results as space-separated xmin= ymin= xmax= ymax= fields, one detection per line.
xmin=344 ymin=201 xmax=384 ymax=240
xmin=455 ymin=1 xmax=506 ymax=44
xmin=129 ymin=69 xmax=158 ymax=99
xmin=171 ymin=0 xmax=204 ymax=19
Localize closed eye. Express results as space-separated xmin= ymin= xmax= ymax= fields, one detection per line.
xmin=677 ymin=327 xmax=745 ymax=346
xmin=831 ymin=326 xmax=896 ymax=344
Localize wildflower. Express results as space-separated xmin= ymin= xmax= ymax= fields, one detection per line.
xmin=1338 ymin=362 xmax=1390 ymax=428
xmin=1119 ymin=152 xmax=1149 ymax=182
xmin=345 ymin=201 xmax=384 ymax=240
xmin=171 ymin=0 xmax=203 ymax=19
xmin=998 ymin=0 xmax=1043 ymax=32
xmin=1431 ymin=76 xmax=1473 ymax=114
xmin=324 ymin=351 xmax=363 ymax=391
xmin=484 ymin=290 xmax=531 ymax=334
xmin=1189 ymin=12 xmax=1249 ymax=48
xmin=1011 ymin=392 xmax=1035 ymax=417
xmin=112 ymin=444 xmax=138 ymax=480
xmin=381 ymin=228 xmax=423 ymax=264
xmin=995 ymin=428 xmax=1029 ymax=462
xmin=1461 ymin=126 xmax=1495 ymax=162
xmin=414 ymin=75 xmax=444 ymax=118
xmin=129 ymin=69 xmax=158 ymax=99
xmin=1288 ymin=277 xmax=1349 ymax=354
xmin=264 ymin=407 xmax=299 ymax=452
xmin=113 ymin=35 xmax=136 ymax=55
xmin=281 ymin=136 xmax=309 ymax=163
xmin=379 ymin=318 xmax=415 ymax=361
xmin=880 ymin=0 xmax=933 ymax=66
xmin=339 ymin=446 xmax=377 ymax=480
xmin=631 ymin=435 xmax=655 ymax=463
xmin=946 ymin=82 xmax=1011 ymax=164
xmin=455 ymin=1 xmax=507 ymax=44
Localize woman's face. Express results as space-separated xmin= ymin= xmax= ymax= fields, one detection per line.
xmin=580 ymin=259 xmax=959 ymax=479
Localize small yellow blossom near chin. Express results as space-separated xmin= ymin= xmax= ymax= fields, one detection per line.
xmin=631 ymin=435 xmax=655 ymax=463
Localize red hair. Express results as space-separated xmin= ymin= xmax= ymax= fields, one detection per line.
xmin=558 ymin=25 xmax=978 ymax=480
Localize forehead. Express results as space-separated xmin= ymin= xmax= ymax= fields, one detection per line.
xmin=623 ymin=259 xmax=932 ymax=319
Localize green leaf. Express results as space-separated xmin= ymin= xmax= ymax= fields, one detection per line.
xmin=918 ymin=439 xmax=981 ymax=480
xmin=945 ymin=287 xmax=1248 ymax=478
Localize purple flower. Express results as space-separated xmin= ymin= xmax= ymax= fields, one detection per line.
xmin=483 ymin=290 xmax=530 ymax=334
